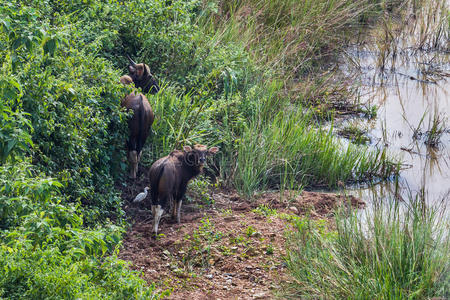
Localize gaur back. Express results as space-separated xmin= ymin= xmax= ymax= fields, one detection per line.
xmin=121 ymin=92 xmax=154 ymax=178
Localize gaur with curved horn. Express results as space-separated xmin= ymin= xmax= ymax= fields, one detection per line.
xmin=127 ymin=54 xmax=137 ymax=66
xmin=127 ymin=55 xmax=160 ymax=95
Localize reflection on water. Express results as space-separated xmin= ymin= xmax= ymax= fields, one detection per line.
xmin=340 ymin=1 xmax=450 ymax=206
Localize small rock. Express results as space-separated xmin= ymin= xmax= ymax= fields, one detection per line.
xmin=289 ymin=206 xmax=298 ymax=214
xmin=251 ymin=231 xmax=261 ymax=238
xmin=205 ymin=274 xmax=213 ymax=279
xmin=245 ymin=247 xmax=258 ymax=256
xmin=253 ymin=292 xmax=268 ymax=299
xmin=169 ymin=264 xmax=177 ymax=271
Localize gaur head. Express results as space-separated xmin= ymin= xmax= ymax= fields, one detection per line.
xmin=127 ymin=55 xmax=151 ymax=83
xmin=182 ymin=144 xmax=219 ymax=169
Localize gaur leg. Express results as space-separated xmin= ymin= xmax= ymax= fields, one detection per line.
xmin=128 ymin=150 xmax=138 ymax=179
xmin=176 ymin=199 xmax=182 ymax=224
xmin=151 ymin=205 xmax=156 ymax=220
xmin=151 ymin=204 xmax=164 ymax=236
xmin=151 ymin=195 xmax=169 ymax=236
xmin=171 ymin=197 xmax=177 ymax=221
xmin=174 ymin=185 xmax=187 ymax=224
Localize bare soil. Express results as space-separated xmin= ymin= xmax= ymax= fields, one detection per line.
xmin=118 ymin=169 xmax=364 ymax=299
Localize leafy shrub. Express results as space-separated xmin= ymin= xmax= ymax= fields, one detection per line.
xmin=1 ymin=0 xmax=131 ymax=221
xmin=0 ymin=162 xmax=163 ymax=299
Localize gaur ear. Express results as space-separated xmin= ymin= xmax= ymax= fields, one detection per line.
xmin=119 ymin=75 xmax=133 ymax=85
xmin=144 ymin=64 xmax=151 ymax=76
xmin=129 ymin=65 xmax=136 ymax=72
xmin=208 ymin=147 xmax=219 ymax=155
xmin=183 ymin=146 xmax=192 ymax=152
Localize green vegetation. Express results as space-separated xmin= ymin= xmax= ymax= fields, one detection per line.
xmin=234 ymin=110 xmax=395 ymax=196
xmin=0 ymin=161 xmax=163 ymax=298
xmin=183 ymin=217 xmax=224 ymax=270
xmin=284 ymin=198 xmax=449 ymax=299
xmin=425 ymin=112 xmax=448 ymax=148
xmin=0 ymin=0 xmax=407 ymax=297
xmin=338 ymin=122 xmax=371 ymax=145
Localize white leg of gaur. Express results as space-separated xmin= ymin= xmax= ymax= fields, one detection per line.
xmin=176 ymin=200 xmax=182 ymax=224
xmin=151 ymin=205 xmax=156 ymax=234
xmin=171 ymin=199 xmax=176 ymax=220
xmin=128 ymin=150 xmax=138 ymax=179
xmin=152 ymin=205 xmax=164 ymax=235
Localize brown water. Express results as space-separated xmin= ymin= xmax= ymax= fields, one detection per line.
xmin=340 ymin=1 xmax=450 ymax=205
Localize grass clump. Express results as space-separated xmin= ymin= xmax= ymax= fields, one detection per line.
xmin=234 ymin=109 xmax=397 ymax=197
xmin=337 ymin=122 xmax=371 ymax=145
xmin=284 ymin=198 xmax=449 ymax=299
xmin=203 ymin=0 xmax=389 ymax=81
xmin=408 ymin=109 xmax=448 ymax=148
xmin=424 ymin=112 xmax=448 ymax=148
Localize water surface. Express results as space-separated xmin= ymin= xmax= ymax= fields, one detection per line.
xmin=340 ymin=2 xmax=450 ymax=206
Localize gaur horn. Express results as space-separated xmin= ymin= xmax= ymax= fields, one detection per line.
xmin=127 ymin=54 xmax=137 ymax=66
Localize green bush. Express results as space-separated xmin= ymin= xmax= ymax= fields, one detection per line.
xmin=0 ymin=246 xmax=160 ymax=300
xmin=0 ymin=162 xmax=163 ymax=299
xmin=1 ymin=0 xmax=130 ymax=221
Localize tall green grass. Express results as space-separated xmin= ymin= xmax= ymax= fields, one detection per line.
xmin=201 ymin=0 xmax=390 ymax=81
xmin=284 ymin=197 xmax=449 ymax=299
xmin=139 ymin=79 xmax=397 ymax=197
xmin=234 ymin=109 xmax=396 ymax=197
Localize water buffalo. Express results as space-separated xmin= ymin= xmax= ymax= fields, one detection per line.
xmin=120 ymin=89 xmax=154 ymax=179
xmin=127 ymin=55 xmax=160 ymax=95
xmin=149 ymin=145 xmax=219 ymax=235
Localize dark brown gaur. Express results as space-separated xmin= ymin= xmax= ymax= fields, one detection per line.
xmin=148 ymin=145 xmax=219 ymax=235
xmin=127 ymin=55 xmax=160 ymax=95
xmin=119 ymin=77 xmax=154 ymax=178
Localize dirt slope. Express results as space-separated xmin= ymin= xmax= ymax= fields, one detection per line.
xmin=118 ymin=173 xmax=364 ymax=299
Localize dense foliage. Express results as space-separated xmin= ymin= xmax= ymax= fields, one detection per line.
xmin=0 ymin=0 xmax=400 ymax=298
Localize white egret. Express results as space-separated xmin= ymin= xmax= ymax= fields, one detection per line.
xmin=133 ymin=186 xmax=149 ymax=203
